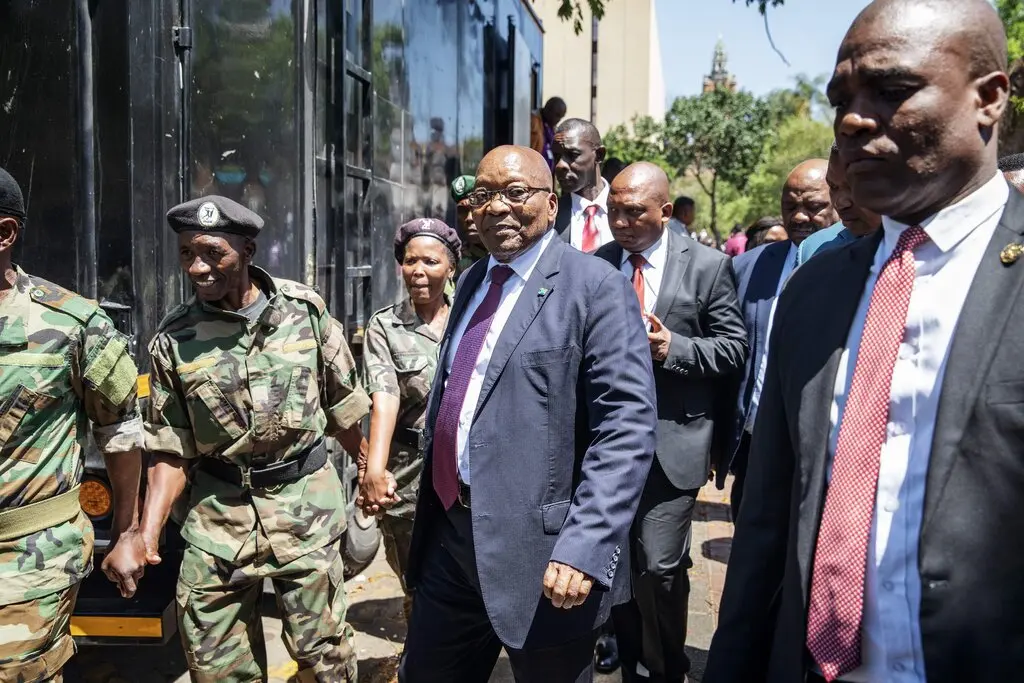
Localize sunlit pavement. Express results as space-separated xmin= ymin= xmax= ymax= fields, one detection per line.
xmin=64 ymin=479 xmax=734 ymax=683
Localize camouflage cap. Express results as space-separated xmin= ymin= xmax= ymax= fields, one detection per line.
xmin=450 ymin=175 xmax=476 ymax=202
xmin=0 ymin=166 xmax=25 ymax=219
xmin=166 ymin=195 xmax=264 ymax=238
xmin=394 ymin=217 xmax=462 ymax=263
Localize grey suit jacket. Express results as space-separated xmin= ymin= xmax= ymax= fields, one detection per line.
xmin=595 ymin=230 xmax=747 ymax=490
xmin=407 ymin=233 xmax=657 ymax=649
xmin=705 ymin=187 xmax=1024 ymax=683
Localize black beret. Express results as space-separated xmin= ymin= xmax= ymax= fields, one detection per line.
xmin=393 ymin=217 xmax=462 ymax=263
xmin=166 ymin=195 xmax=263 ymax=238
xmin=0 ymin=166 xmax=25 ymax=220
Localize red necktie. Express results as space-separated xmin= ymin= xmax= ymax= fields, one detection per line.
xmin=806 ymin=226 xmax=929 ymax=681
xmin=432 ymin=265 xmax=514 ymax=509
xmin=581 ymin=204 xmax=600 ymax=253
xmin=629 ymin=253 xmax=647 ymax=313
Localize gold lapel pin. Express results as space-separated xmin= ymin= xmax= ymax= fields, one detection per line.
xmin=1001 ymin=242 xmax=1024 ymax=266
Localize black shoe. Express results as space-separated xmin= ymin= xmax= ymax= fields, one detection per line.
xmin=594 ymin=633 xmax=620 ymax=674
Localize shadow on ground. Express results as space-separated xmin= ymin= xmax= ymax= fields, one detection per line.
xmin=700 ymin=537 xmax=732 ymax=564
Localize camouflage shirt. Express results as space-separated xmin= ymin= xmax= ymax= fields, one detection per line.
xmin=362 ymin=297 xmax=444 ymax=518
xmin=0 ymin=267 xmax=141 ymax=605
xmin=145 ymin=267 xmax=371 ymax=565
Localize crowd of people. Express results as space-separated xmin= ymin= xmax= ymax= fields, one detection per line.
xmin=1 ymin=0 xmax=1023 ymax=681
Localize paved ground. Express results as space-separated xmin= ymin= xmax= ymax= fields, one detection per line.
xmin=65 ymin=480 xmax=734 ymax=683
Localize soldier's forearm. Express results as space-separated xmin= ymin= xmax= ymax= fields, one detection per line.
xmin=139 ymin=453 xmax=189 ymax=541
xmin=338 ymin=423 xmax=369 ymax=469
xmin=103 ymin=448 xmax=142 ymax=540
xmin=366 ymin=393 xmax=400 ymax=475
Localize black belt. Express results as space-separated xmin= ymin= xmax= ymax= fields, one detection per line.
xmin=199 ymin=440 xmax=328 ymax=490
xmin=393 ymin=426 xmax=425 ymax=451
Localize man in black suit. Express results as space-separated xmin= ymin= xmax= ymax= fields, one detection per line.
xmin=705 ymin=1 xmax=1015 ymax=682
xmin=596 ymin=163 xmax=747 ymax=683
xmin=400 ymin=146 xmax=657 ymax=683
xmin=552 ymin=119 xmax=615 ymax=252
xmin=723 ymin=159 xmax=837 ymax=518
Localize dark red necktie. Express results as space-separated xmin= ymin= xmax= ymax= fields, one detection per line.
xmin=432 ymin=265 xmax=514 ymax=509
xmin=581 ymin=204 xmax=600 ymax=253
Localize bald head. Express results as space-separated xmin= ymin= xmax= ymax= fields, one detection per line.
xmin=553 ymin=119 xmax=606 ymax=196
xmin=477 ymin=145 xmax=553 ymax=192
xmin=607 ymin=162 xmax=674 ymax=254
xmin=781 ymin=159 xmax=836 ymax=246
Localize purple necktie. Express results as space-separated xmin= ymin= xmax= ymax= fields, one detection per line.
xmin=432 ymin=264 xmax=514 ymax=509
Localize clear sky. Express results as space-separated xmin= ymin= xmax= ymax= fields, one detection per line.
xmin=655 ymin=0 xmax=873 ymax=102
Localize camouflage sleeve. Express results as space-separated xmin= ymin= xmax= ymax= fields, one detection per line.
xmin=143 ymin=337 xmax=198 ymax=459
xmin=73 ymin=312 xmax=143 ymax=454
xmin=320 ymin=312 xmax=372 ymax=435
xmin=362 ymin=313 xmax=400 ymax=398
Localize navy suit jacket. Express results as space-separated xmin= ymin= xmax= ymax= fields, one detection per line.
xmin=722 ymin=239 xmax=791 ymax=485
xmin=595 ymin=230 xmax=747 ymax=490
xmin=406 ymin=233 xmax=657 ymax=649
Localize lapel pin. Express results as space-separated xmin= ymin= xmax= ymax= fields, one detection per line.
xmin=537 ymin=287 xmax=549 ymax=297
xmin=1001 ymin=242 xmax=1023 ymax=266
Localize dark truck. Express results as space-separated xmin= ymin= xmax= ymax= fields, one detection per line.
xmin=0 ymin=0 xmax=544 ymax=645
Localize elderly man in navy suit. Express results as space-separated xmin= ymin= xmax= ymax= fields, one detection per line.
xmin=723 ymin=159 xmax=837 ymax=516
xmin=399 ymin=145 xmax=657 ymax=683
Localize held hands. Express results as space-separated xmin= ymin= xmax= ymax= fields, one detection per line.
xmin=356 ymin=468 xmax=400 ymax=515
xmin=645 ymin=313 xmax=672 ymax=362
xmin=542 ymin=561 xmax=594 ymax=609
xmin=101 ymin=529 xmax=148 ymax=599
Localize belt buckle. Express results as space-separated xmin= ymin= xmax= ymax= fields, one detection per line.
xmin=240 ymin=467 xmax=253 ymax=490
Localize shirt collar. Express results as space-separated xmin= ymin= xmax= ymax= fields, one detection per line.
xmin=620 ymin=233 xmax=667 ymax=270
xmin=571 ymin=179 xmax=609 ymax=214
xmin=486 ymin=229 xmax=555 ymax=283
xmin=0 ymin=266 xmax=32 ymax=347
xmin=881 ymin=172 xmax=1010 ymax=253
xmin=395 ymin=293 xmax=451 ymax=330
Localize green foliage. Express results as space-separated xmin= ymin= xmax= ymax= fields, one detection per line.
xmin=998 ymin=0 xmax=1024 ymax=63
xmin=603 ymin=115 xmax=668 ymax=170
xmin=739 ymin=116 xmax=834 ymax=224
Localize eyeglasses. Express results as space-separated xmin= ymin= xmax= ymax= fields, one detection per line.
xmin=465 ymin=186 xmax=550 ymax=208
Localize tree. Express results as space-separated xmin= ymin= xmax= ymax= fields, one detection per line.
xmin=997 ymin=0 xmax=1024 ymax=153
xmin=663 ymin=89 xmax=772 ymax=237
xmin=603 ymin=115 xmax=668 ymax=170
xmin=558 ymin=0 xmax=784 ymax=35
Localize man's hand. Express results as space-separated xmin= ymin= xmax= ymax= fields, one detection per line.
xmin=140 ymin=525 xmax=163 ymax=566
xmin=542 ymin=561 xmax=594 ymax=609
xmin=646 ymin=313 xmax=672 ymax=361
xmin=101 ymin=530 xmax=148 ymax=598
xmin=356 ymin=469 xmax=400 ymax=515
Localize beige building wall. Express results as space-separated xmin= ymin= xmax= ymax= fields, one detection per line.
xmin=531 ymin=0 xmax=666 ymax=134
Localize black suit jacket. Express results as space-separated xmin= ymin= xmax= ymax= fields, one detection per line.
xmin=595 ymin=230 xmax=747 ymax=490
xmin=705 ymin=186 xmax=1024 ymax=683
xmin=554 ymin=192 xmax=572 ymax=237
xmin=407 ymin=234 xmax=657 ymax=650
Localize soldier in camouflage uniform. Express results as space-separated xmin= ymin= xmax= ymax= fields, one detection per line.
xmin=359 ymin=218 xmax=460 ymax=620
xmin=138 ymin=195 xmax=371 ymax=683
xmin=450 ymin=175 xmax=489 ymax=276
xmin=0 ymin=167 xmax=146 ymax=682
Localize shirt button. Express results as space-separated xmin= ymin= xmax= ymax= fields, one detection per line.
xmin=883 ymin=581 xmax=895 ymax=591
xmin=898 ymin=343 xmax=913 ymax=360
xmin=884 ymin=498 xmax=900 ymax=513
xmin=889 ymin=422 xmax=905 ymax=437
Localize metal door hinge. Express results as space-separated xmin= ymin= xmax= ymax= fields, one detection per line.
xmin=173 ymin=26 xmax=193 ymax=50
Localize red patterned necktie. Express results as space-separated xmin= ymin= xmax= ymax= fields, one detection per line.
xmin=629 ymin=253 xmax=647 ymax=313
xmin=581 ymin=204 xmax=600 ymax=253
xmin=431 ymin=265 xmax=514 ymax=509
xmin=806 ymin=226 xmax=929 ymax=681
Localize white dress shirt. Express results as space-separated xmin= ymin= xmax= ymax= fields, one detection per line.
xmin=749 ymin=242 xmax=797 ymax=421
xmin=619 ymin=233 xmax=668 ymax=326
xmin=823 ymin=173 xmax=1009 ymax=682
xmin=568 ymin=180 xmax=613 ymax=251
xmin=444 ymin=229 xmax=557 ymax=485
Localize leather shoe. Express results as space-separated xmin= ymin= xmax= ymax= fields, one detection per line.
xmin=594 ymin=633 xmax=620 ymax=673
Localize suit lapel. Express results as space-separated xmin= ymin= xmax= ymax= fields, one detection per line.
xmin=752 ymin=242 xmax=789 ymax=359
xmin=923 ymin=189 xmax=1024 ymax=529
xmin=654 ymin=230 xmax=690 ymax=319
xmin=472 ymin=237 xmax=563 ymax=419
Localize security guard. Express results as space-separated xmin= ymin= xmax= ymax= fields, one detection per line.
xmin=359 ymin=218 xmax=460 ymax=620
xmin=0 ymin=167 xmax=145 ymax=680
xmin=138 ymin=195 xmax=371 ymax=683
xmin=450 ymin=175 xmax=489 ymax=275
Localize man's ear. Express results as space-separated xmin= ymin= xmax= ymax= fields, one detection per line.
xmin=976 ymin=70 xmax=1010 ymax=128
xmin=595 ymin=145 xmax=607 ymax=165
xmin=244 ymin=238 xmax=257 ymax=263
xmin=0 ymin=217 xmax=20 ymax=253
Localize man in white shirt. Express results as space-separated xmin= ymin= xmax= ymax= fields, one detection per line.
xmin=705 ymin=1 xmax=1018 ymax=682
xmin=596 ymin=162 xmax=747 ymax=683
xmin=552 ymin=118 xmax=615 ymax=252
xmin=724 ymin=158 xmax=837 ymax=516
xmin=400 ymin=145 xmax=656 ymax=683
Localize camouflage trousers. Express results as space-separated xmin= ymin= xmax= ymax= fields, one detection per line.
xmin=176 ymin=537 xmax=355 ymax=683
xmin=378 ymin=515 xmax=414 ymax=621
xmin=0 ymin=583 xmax=79 ymax=683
